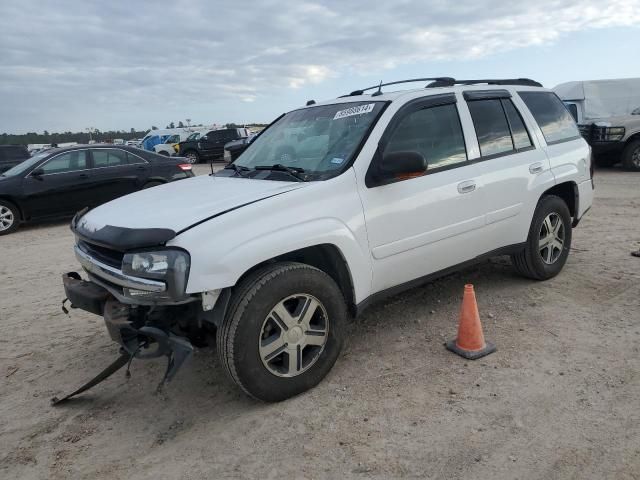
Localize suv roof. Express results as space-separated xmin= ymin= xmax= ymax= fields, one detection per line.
xmin=309 ymin=77 xmax=547 ymax=107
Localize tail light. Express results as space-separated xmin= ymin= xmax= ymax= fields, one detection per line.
xmin=178 ymin=164 xmax=192 ymax=171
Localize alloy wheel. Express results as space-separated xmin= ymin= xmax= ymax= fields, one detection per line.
xmin=539 ymin=212 xmax=564 ymax=264
xmin=258 ymin=294 xmax=329 ymax=377
xmin=185 ymin=153 xmax=198 ymax=164
xmin=0 ymin=206 xmax=14 ymax=232
xmin=631 ymin=146 xmax=640 ymax=168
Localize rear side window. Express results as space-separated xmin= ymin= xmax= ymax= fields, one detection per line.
xmin=519 ymin=92 xmax=580 ymax=144
xmin=92 ymin=149 xmax=128 ymax=167
xmin=467 ymin=98 xmax=533 ymax=157
xmin=384 ymin=103 xmax=467 ymax=171
xmin=467 ymin=99 xmax=514 ymax=157
xmin=502 ymin=100 xmax=533 ymax=150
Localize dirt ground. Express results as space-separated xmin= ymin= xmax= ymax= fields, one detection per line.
xmin=1 ymin=167 xmax=639 ymax=479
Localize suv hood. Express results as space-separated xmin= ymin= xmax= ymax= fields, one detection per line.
xmin=77 ymin=175 xmax=305 ymax=235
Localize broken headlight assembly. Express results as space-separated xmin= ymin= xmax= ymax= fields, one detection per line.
xmin=122 ymin=249 xmax=191 ymax=302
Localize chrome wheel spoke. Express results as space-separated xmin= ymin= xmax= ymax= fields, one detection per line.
xmin=259 ymin=294 xmax=329 ymax=378
xmin=261 ymin=335 xmax=286 ymax=360
xmin=539 ymin=212 xmax=565 ymax=265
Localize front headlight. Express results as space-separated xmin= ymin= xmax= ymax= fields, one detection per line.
xmin=592 ymin=125 xmax=625 ymax=142
xmin=122 ymin=249 xmax=190 ymax=301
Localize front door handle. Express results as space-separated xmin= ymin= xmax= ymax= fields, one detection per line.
xmin=78 ymin=173 xmax=89 ymax=179
xmin=457 ymin=180 xmax=476 ymax=194
xmin=529 ymin=162 xmax=544 ymax=174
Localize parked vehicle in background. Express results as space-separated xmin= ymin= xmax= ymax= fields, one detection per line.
xmin=140 ymin=128 xmax=193 ymax=152
xmin=224 ymin=134 xmax=257 ymax=162
xmin=177 ymin=128 xmax=250 ymax=164
xmin=126 ymin=139 xmax=142 ymax=147
xmin=113 ymin=139 xmax=125 ymax=145
xmin=554 ymin=78 xmax=640 ymax=170
xmin=0 ymin=145 xmax=194 ymax=235
xmin=154 ymin=129 xmax=207 ymax=156
xmin=62 ymin=77 xmax=593 ymax=403
xmin=0 ymin=145 xmax=30 ymax=173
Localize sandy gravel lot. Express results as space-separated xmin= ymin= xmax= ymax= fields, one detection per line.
xmin=1 ymin=167 xmax=639 ymax=479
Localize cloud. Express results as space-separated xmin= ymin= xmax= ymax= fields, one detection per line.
xmin=1 ymin=0 xmax=639 ymax=131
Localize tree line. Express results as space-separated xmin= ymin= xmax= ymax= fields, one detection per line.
xmin=0 ymin=123 xmax=270 ymax=146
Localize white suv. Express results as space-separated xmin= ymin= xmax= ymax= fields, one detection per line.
xmin=63 ymin=77 xmax=593 ymax=402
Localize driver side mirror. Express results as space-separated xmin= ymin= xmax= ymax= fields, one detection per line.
xmin=31 ymin=168 xmax=45 ymax=179
xmin=379 ymin=151 xmax=427 ymax=180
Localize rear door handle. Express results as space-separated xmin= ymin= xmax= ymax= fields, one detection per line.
xmin=457 ymin=180 xmax=476 ymax=194
xmin=529 ymin=162 xmax=544 ymax=174
xmin=78 ymin=173 xmax=89 ymax=179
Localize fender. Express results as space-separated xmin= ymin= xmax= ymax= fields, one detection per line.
xmin=171 ymin=170 xmax=373 ymax=303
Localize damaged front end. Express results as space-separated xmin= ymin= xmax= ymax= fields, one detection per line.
xmin=55 ymin=273 xmax=203 ymax=405
xmin=53 ymin=216 xmax=216 ymax=405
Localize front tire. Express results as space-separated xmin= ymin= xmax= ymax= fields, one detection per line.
xmin=0 ymin=200 xmax=19 ymax=235
xmin=217 ymin=262 xmax=346 ymax=402
xmin=511 ymin=195 xmax=572 ymax=280
xmin=621 ymin=139 xmax=640 ymax=171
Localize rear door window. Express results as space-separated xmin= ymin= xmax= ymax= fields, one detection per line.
xmin=502 ymin=100 xmax=532 ymax=150
xmin=467 ymin=98 xmax=533 ymax=157
xmin=467 ymin=99 xmax=514 ymax=157
xmin=518 ymin=91 xmax=580 ymax=144
xmin=92 ymin=149 xmax=129 ymax=168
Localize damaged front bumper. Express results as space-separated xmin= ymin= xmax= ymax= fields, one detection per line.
xmin=57 ymin=272 xmax=195 ymax=404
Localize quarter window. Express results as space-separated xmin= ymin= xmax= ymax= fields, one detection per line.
xmin=384 ymin=103 xmax=467 ymax=172
xmin=92 ymin=149 xmax=128 ymax=167
xmin=519 ymin=91 xmax=580 ymax=144
xmin=41 ymin=150 xmax=88 ymax=174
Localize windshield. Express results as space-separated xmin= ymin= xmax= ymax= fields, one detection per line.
xmin=225 ymin=101 xmax=385 ymax=180
xmin=2 ymin=151 xmax=50 ymax=176
xmin=186 ymin=132 xmax=201 ymax=141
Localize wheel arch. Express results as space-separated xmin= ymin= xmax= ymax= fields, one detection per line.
xmin=0 ymin=195 xmax=23 ymax=220
xmin=541 ymin=181 xmax=577 ymax=219
xmin=234 ymin=243 xmax=357 ymax=316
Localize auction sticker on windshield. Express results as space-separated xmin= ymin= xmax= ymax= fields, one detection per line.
xmin=333 ymin=103 xmax=375 ymax=120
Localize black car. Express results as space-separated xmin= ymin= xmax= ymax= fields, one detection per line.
xmin=178 ymin=128 xmax=248 ymax=164
xmin=0 ymin=145 xmax=30 ymax=174
xmin=0 ymin=145 xmax=194 ymax=235
xmin=224 ymin=134 xmax=256 ymax=162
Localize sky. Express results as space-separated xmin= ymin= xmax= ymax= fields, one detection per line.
xmin=1 ymin=0 xmax=639 ymax=134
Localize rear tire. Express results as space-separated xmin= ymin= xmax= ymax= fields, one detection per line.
xmin=511 ymin=195 xmax=572 ymax=280
xmin=184 ymin=151 xmax=199 ymax=164
xmin=217 ymin=262 xmax=346 ymax=402
xmin=0 ymin=200 xmax=19 ymax=235
xmin=621 ymin=139 xmax=640 ymax=171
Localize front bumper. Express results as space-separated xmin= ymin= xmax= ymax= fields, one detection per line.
xmin=62 ymin=272 xmax=194 ymax=379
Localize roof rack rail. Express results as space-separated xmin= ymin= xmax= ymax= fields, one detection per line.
xmin=343 ymin=77 xmax=455 ymax=97
xmin=341 ymin=77 xmax=542 ymax=97
xmin=426 ymin=78 xmax=542 ymax=88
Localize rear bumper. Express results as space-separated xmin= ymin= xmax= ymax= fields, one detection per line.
xmin=573 ymin=178 xmax=594 ymax=227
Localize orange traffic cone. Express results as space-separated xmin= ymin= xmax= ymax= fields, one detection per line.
xmin=446 ymin=284 xmax=496 ymax=359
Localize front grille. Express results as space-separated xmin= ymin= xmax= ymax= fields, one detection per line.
xmin=78 ymin=241 xmax=124 ymax=269
xmin=578 ymin=124 xmax=592 ymax=141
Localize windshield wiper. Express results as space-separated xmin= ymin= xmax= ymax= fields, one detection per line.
xmin=254 ymin=164 xmax=308 ymax=182
xmin=223 ymin=163 xmax=251 ymax=177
